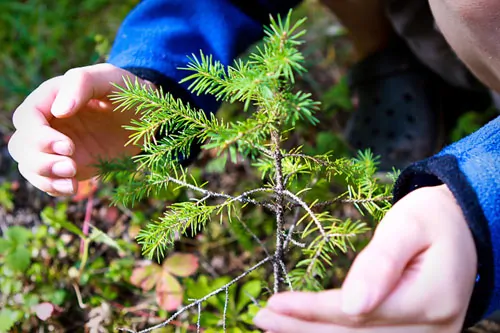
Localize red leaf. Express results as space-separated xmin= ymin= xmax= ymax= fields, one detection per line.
xmin=104 ymin=206 xmax=120 ymax=224
xmin=34 ymin=302 xmax=54 ymax=321
xmin=163 ymin=253 xmax=199 ymax=277
xmin=156 ymin=272 xmax=183 ymax=311
xmin=130 ymin=264 xmax=161 ymax=291
xmin=72 ymin=178 xmax=98 ymax=202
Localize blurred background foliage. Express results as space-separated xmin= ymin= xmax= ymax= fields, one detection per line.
xmin=0 ymin=0 xmax=138 ymax=121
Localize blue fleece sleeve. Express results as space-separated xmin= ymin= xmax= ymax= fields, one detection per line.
xmin=107 ymin=0 xmax=301 ymax=115
xmin=393 ymin=115 xmax=500 ymax=326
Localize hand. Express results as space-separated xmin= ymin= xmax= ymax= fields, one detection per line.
xmin=254 ymin=185 xmax=477 ymax=333
xmin=8 ymin=64 xmax=155 ymax=196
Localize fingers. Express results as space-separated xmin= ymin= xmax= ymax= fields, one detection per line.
xmin=50 ymin=63 xmax=143 ymax=118
xmin=8 ymin=125 xmax=75 ymax=158
xmin=340 ymin=203 xmax=431 ymax=316
xmin=12 ymin=77 xmax=62 ymax=129
xmin=253 ymin=308 xmax=442 ymax=333
xmin=18 ymin=164 xmax=77 ymax=196
xmin=9 ymin=125 xmax=77 ymax=196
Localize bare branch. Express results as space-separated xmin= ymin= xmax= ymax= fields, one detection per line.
xmin=119 ymin=257 xmax=272 ymax=333
xmin=223 ymin=286 xmax=229 ymax=333
xmin=162 ymin=176 xmax=276 ymax=211
xmin=282 ymin=190 xmax=327 ymax=239
xmin=284 ymin=207 xmax=301 ymax=249
xmin=311 ymin=195 xmax=392 ymax=208
xmin=197 ymin=303 xmax=201 ymax=333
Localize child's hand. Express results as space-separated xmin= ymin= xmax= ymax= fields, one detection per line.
xmin=254 ymin=184 xmax=477 ymax=333
xmin=8 ymin=64 xmax=155 ymax=196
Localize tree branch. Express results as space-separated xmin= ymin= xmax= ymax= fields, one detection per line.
xmin=119 ymin=257 xmax=272 ymax=333
xmin=282 ymin=190 xmax=327 ymax=239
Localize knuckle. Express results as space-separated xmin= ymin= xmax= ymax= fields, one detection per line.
xmin=343 ymin=314 xmax=369 ymax=328
xmin=64 ymin=67 xmax=91 ymax=84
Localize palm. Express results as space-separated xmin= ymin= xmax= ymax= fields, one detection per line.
xmin=49 ymin=101 xmax=141 ymax=180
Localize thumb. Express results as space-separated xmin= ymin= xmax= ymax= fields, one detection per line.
xmin=50 ymin=64 xmax=143 ymax=118
xmin=341 ymin=207 xmax=430 ymax=316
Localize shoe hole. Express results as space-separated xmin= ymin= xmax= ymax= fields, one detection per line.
xmin=407 ymin=114 xmax=416 ymax=124
xmin=373 ymin=97 xmax=381 ymax=106
xmin=363 ymin=116 xmax=372 ymax=124
xmin=403 ymin=93 xmax=414 ymax=103
xmin=386 ymin=109 xmax=395 ymax=117
xmin=371 ymin=128 xmax=380 ymax=136
xmin=387 ymin=131 xmax=396 ymax=140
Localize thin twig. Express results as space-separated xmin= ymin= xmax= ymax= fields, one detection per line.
xmin=287 ymin=237 xmax=306 ymax=248
xmin=166 ymin=176 xmax=276 ymax=211
xmin=283 ymin=153 xmax=330 ymax=166
xmin=223 ymin=287 xmax=229 ymax=333
xmin=283 ymin=207 xmax=301 ymax=249
xmin=282 ymin=190 xmax=327 ymax=239
xmin=72 ymin=283 xmax=87 ymax=309
xmin=237 ymin=218 xmax=270 ymax=257
xmin=279 ymin=260 xmax=294 ymax=292
xmin=310 ymin=195 xmax=392 ymax=208
xmin=197 ymin=302 xmax=201 ymax=333
xmin=119 ymin=257 xmax=272 ymax=333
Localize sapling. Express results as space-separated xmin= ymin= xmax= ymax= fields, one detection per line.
xmin=101 ymin=11 xmax=392 ymax=332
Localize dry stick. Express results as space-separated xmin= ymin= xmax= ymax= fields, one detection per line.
xmin=118 ymin=256 xmax=272 ymax=333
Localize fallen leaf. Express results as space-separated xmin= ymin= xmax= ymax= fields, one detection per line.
xmin=33 ymin=302 xmax=54 ymax=321
xmin=156 ymin=272 xmax=183 ymax=311
xmin=163 ymin=253 xmax=198 ymax=277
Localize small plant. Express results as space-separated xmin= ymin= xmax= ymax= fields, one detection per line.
xmin=103 ymin=11 xmax=392 ymax=332
xmin=130 ymin=253 xmax=199 ymax=311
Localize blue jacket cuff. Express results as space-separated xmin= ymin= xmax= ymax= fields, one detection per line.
xmin=393 ymin=115 xmax=500 ymax=326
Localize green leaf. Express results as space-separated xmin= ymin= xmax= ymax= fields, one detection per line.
xmin=41 ymin=205 xmax=84 ymax=238
xmin=0 ymin=309 xmax=20 ymax=332
xmin=0 ymin=238 xmax=13 ymax=253
xmin=5 ymin=247 xmax=31 ymax=272
xmin=163 ymin=253 xmax=199 ymax=277
xmin=0 ymin=182 xmax=14 ymax=211
xmin=236 ymin=280 xmax=261 ymax=313
xmin=89 ymin=227 xmax=123 ymax=252
xmin=5 ymin=226 xmax=31 ymax=245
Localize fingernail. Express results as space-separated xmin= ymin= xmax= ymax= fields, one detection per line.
xmin=52 ymin=161 xmax=76 ymax=178
xmin=52 ymin=141 xmax=73 ymax=156
xmin=52 ymin=179 xmax=74 ymax=194
xmin=341 ymin=281 xmax=370 ymax=315
xmin=52 ymin=98 xmax=75 ymax=117
xmin=253 ymin=309 xmax=273 ymax=330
